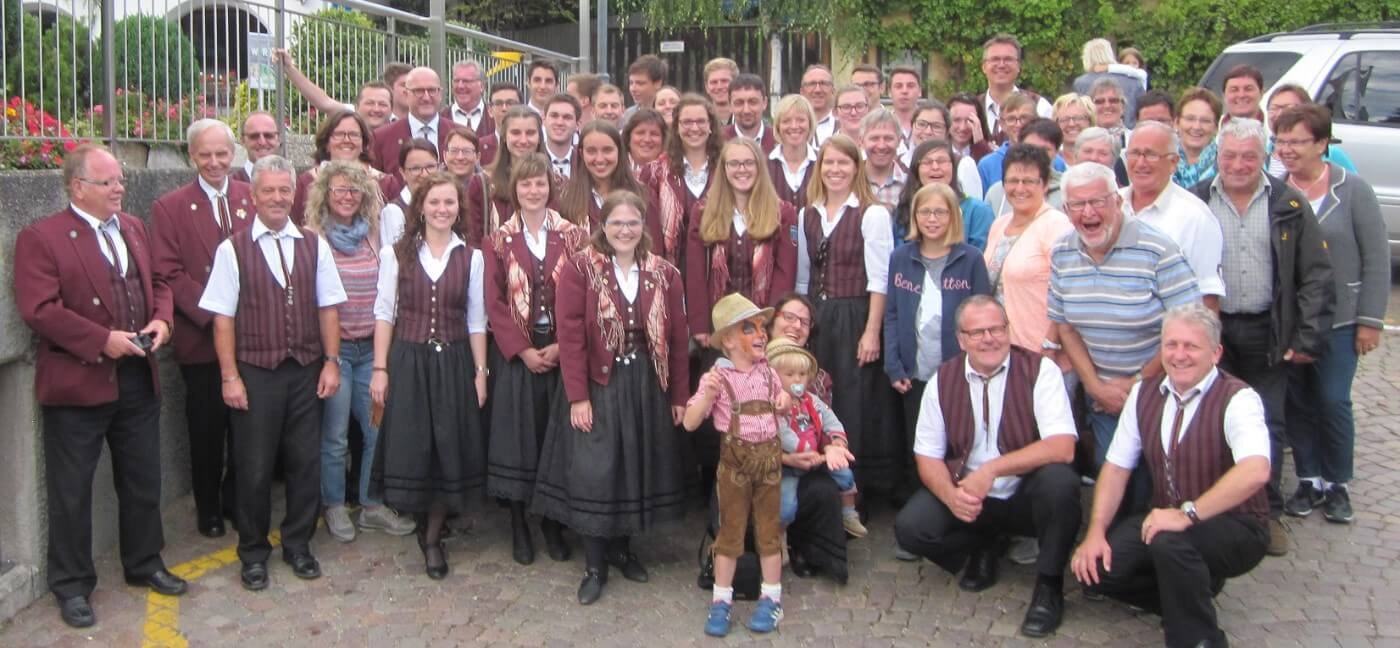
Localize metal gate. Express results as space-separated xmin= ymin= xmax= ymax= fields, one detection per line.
xmin=606 ymin=23 xmax=829 ymax=97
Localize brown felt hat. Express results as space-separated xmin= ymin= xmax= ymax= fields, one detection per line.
xmin=709 ymin=293 xmax=773 ymax=349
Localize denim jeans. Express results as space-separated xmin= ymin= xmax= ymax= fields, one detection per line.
xmin=780 ymin=465 xmax=856 ymax=525
xmin=1220 ymin=313 xmax=1288 ymax=518
xmin=1286 ymin=326 xmax=1359 ymax=484
xmin=321 ymin=338 xmax=380 ymax=507
xmin=1088 ymin=401 xmax=1150 ymax=515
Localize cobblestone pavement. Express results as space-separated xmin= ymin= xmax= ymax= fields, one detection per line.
xmin=4 ymin=310 xmax=1400 ymax=647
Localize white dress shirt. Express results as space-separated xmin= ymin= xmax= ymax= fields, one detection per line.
xmin=407 ymin=113 xmax=441 ymax=146
xmin=1106 ymin=368 xmax=1271 ymax=470
xmin=913 ymin=354 xmax=1077 ymax=499
xmin=450 ymin=100 xmax=485 ymax=130
xmin=378 ymin=184 xmax=413 ymax=250
xmin=522 ymin=211 xmax=553 ymax=261
xmin=548 ymin=146 xmax=575 ymax=179
xmin=613 ymin=258 xmax=640 ymax=302
xmin=71 ymin=203 xmax=128 ymax=274
xmin=814 ymin=112 xmax=837 ymax=145
xmin=198 ymin=176 xmax=233 ymax=228
xmin=199 ymin=218 xmax=348 ymax=317
xmin=769 ymin=144 xmax=817 ymax=195
xmin=371 ymin=235 xmax=486 ymax=333
xmin=683 ymin=157 xmax=709 ymax=199
xmin=794 ymin=194 xmax=894 ymax=295
xmin=1121 ymin=183 xmax=1227 ymax=298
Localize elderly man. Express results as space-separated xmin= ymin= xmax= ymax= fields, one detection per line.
xmin=446 ymin=59 xmax=493 ymax=140
xmin=151 ymin=119 xmax=257 ymax=538
xmin=1051 ymin=162 xmax=1201 ymax=478
xmin=13 ymin=144 xmax=187 ymax=628
xmin=978 ymin=33 xmax=1053 ymax=143
xmin=894 ymin=295 xmax=1080 ymax=638
xmin=861 ymin=109 xmax=906 ymax=210
xmin=1121 ymin=121 xmax=1226 ymax=310
xmin=200 ymin=156 xmax=346 ymax=591
xmin=1188 ymin=118 xmax=1333 ymax=556
xmin=591 ymin=83 xmax=626 ymax=128
xmin=704 ymin=57 xmax=740 ymax=125
xmin=801 ymin=64 xmax=838 ymax=145
xmin=543 ymin=94 xmax=580 ymax=178
xmin=231 ymin=111 xmax=279 ymax=183
xmin=1073 ymin=303 xmax=1271 ymax=648
xmin=371 ymin=66 xmax=451 ymax=176
xmin=721 ymin=73 xmax=777 ymax=154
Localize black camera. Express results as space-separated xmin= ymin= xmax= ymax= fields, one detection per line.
xmin=133 ymin=333 xmax=154 ymax=352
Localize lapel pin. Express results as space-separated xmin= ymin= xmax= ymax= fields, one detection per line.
xmin=190 ymin=203 xmax=198 ymax=211
xmin=69 ymin=230 xmax=78 ymax=239
xmin=1289 ymin=200 xmax=1299 ymax=208
xmin=236 ymin=209 xmax=247 ymax=219
xmin=92 ymin=297 xmax=101 ymax=305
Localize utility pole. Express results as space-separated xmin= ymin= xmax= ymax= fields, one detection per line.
xmin=579 ymin=0 xmax=592 ymax=74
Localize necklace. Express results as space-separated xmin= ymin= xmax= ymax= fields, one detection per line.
xmin=1288 ymin=166 xmax=1328 ymax=196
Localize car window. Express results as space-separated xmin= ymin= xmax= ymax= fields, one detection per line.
xmin=1200 ymin=51 xmax=1303 ymax=92
xmin=1317 ymin=51 xmax=1400 ymax=126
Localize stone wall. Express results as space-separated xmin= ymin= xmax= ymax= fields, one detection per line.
xmin=0 ymin=168 xmax=201 ymax=622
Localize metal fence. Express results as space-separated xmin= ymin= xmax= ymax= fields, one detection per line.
xmin=0 ymin=0 xmax=579 ymax=157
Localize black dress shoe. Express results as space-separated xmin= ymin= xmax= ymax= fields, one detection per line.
xmin=240 ymin=562 xmax=268 ymax=591
xmin=197 ymin=515 xmax=226 ymax=538
xmin=511 ymin=521 xmax=535 ymax=566
xmin=826 ymin=559 xmax=850 ymax=586
xmin=958 ymin=546 xmax=1000 ymax=593
xmin=421 ymin=539 xmax=449 ymax=580
xmin=124 ymin=569 xmax=188 ymax=596
xmin=283 ymin=553 xmax=322 ymax=580
xmin=1020 ymin=582 xmax=1064 ymax=638
xmin=789 ymin=552 xmax=816 ymax=578
xmin=541 ymin=520 xmax=571 ymax=562
xmin=57 ymin=595 xmax=95 ymax=628
xmin=577 ymin=567 xmax=607 ymax=605
xmin=605 ymin=550 xmax=648 ymax=583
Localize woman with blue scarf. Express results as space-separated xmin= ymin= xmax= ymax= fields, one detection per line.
xmin=303 ymin=161 xmax=418 ymax=543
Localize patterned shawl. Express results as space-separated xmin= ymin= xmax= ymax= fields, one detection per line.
xmin=708 ymin=226 xmax=776 ymax=307
xmin=647 ymin=157 xmax=686 ymax=266
xmin=582 ymin=246 xmax=675 ymax=392
xmin=492 ymin=209 xmax=584 ymax=338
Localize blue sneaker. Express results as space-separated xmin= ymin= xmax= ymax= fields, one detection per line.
xmin=704 ymin=600 xmax=732 ymax=637
xmin=746 ymin=597 xmax=783 ymax=633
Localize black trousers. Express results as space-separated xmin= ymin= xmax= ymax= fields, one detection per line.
xmin=1219 ymin=312 xmax=1287 ymax=518
xmin=893 ymin=463 xmax=1081 ymax=579
xmin=43 ymin=360 xmax=166 ymax=599
xmin=1090 ymin=512 xmax=1268 ymax=648
xmin=179 ymin=362 xmax=235 ymax=520
xmin=230 ymin=360 xmax=322 ymax=564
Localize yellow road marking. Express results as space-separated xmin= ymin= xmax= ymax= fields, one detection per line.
xmin=140 ymin=531 xmax=281 ymax=648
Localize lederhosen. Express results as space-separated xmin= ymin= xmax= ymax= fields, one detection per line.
xmin=712 ymin=371 xmax=783 ymax=559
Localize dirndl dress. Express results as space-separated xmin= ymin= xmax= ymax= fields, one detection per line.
xmin=485 ymin=330 xmax=562 ymax=503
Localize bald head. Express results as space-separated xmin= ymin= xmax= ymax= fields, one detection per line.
xmin=406 ymin=67 xmax=443 ymax=121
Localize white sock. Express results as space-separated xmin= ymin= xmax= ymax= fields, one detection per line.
xmin=712 ymin=585 xmax=734 ymax=605
xmin=1329 ymin=481 xmax=1347 ymax=492
xmin=1301 ymin=476 xmax=1324 ymax=489
xmin=760 ymin=582 xmax=782 ymax=604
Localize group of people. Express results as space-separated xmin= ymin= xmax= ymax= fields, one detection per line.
xmin=15 ymin=30 xmax=1389 ymax=647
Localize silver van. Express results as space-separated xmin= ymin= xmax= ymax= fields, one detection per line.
xmin=1201 ymin=23 xmax=1400 ymax=262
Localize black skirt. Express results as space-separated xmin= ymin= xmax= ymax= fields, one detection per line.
xmin=486 ymin=331 xmax=561 ymax=504
xmin=531 ymin=351 xmax=686 ymax=538
xmin=808 ymin=295 xmax=902 ymax=495
xmin=371 ymin=339 xmax=486 ymax=513
xmin=787 ymin=469 xmax=849 ymax=577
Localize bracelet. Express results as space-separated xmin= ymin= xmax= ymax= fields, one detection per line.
xmin=476 ymin=365 xmax=490 ymax=376
xmin=372 ymin=367 xmax=388 ymax=373
xmin=221 ymin=376 xmax=241 ymax=384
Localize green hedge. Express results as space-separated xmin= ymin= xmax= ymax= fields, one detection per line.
xmin=4 ymin=13 xmax=95 ymax=117
xmin=109 ymin=15 xmax=203 ymax=100
xmin=289 ymin=8 xmax=386 ymax=109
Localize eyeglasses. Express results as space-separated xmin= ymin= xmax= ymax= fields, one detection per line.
xmin=678 ymin=118 xmax=709 ymax=130
xmin=836 ymin=102 xmax=868 ymax=115
xmin=984 ymin=56 xmax=1018 ymax=66
xmin=1001 ymin=114 xmax=1029 ymax=127
xmin=605 ymin=219 xmax=644 ymax=230
xmin=1004 ymin=177 xmax=1043 ymax=187
xmin=329 ymin=186 xmax=364 ymax=198
xmin=1272 ymin=136 xmax=1317 ymax=149
xmin=1125 ymin=149 xmax=1171 ymax=163
xmin=1093 ymin=97 xmax=1123 ymax=106
xmin=244 ymin=131 xmax=278 ymax=141
xmin=403 ymin=163 xmax=440 ymax=176
xmin=918 ymin=156 xmax=953 ymax=168
xmin=1057 ymin=115 xmax=1091 ymax=126
xmin=329 ymin=130 xmax=361 ymax=142
xmin=445 ymin=146 xmax=478 ymax=156
xmin=916 ymin=207 xmax=952 ymax=219
xmin=78 ymin=176 xmax=126 ymax=188
xmin=913 ymin=119 xmax=947 ymax=132
xmin=801 ymin=80 xmax=833 ymax=89
xmin=959 ymin=324 xmax=1009 ymax=340
xmin=1178 ymin=116 xmax=1215 ymax=127
xmin=1064 ymin=193 xmax=1115 ymax=213
xmin=409 ymin=87 xmax=442 ymax=97
xmin=724 ymin=159 xmax=757 ymax=171
xmin=778 ymin=311 xmax=812 ymax=328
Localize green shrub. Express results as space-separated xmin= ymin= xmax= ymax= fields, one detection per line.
xmin=109 ymin=14 xmax=203 ymax=101
xmin=3 ymin=0 xmax=21 ymax=60
xmin=289 ymin=8 xmax=386 ymax=109
xmin=3 ymin=13 xmax=95 ymax=117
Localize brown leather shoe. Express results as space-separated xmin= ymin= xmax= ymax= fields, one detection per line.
xmin=1266 ymin=518 xmax=1289 ymax=556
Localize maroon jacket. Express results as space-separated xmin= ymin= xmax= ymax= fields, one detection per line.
xmin=150 ymin=180 xmax=257 ymax=364
xmin=721 ymin=123 xmax=778 ymax=155
xmin=370 ymin=116 xmax=455 ymax=177
xmin=555 ymin=251 xmax=690 ymax=406
xmin=684 ymin=199 xmax=798 ymax=335
xmin=13 ymin=208 xmax=174 ymax=406
xmin=478 ymin=133 xmax=499 ymax=168
xmin=483 ymin=217 xmax=589 ymax=359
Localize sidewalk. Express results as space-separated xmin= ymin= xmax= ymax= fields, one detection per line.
xmin=2 ymin=334 xmax=1398 ymax=647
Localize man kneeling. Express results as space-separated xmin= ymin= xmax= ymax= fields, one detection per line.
xmin=1072 ymin=302 xmax=1270 ymax=648
xmin=894 ymin=295 xmax=1080 ymax=638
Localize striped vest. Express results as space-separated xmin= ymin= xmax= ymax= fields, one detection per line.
xmin=331 ymin=241 xmax=379 ymax=340
xmin=768 ymin=158 xmax=811 ymax=209
xmin=935 ymin=346 xmax=1041 ymax=482
xmin=104 ymin=235 xmax=148 ymax=333
xmin=1136 ymin=372 xmax=1270 ymax=524
xmin=231 ymin=230 xmax=323 ymax=370
xmin=803 ymin=204 xmax=869 ymax=299
xmin=394 ymin=245 xmax=471 ymax=343
xmin=724 ymin=230 xmax=755 ymax=297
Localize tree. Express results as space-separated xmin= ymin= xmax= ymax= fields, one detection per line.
xmin=4 ymin=13 xmax=96 ymax=117
xmin=109 ymin=15 xmax=203 ymax=100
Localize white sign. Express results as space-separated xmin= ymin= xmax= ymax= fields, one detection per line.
xmin=247 ymin=33 xmax=277 ymax=91
xmin=659 ymin=41 xmax=685 ymax=54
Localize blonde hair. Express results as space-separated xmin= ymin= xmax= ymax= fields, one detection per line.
xmin=806 ymin=134 xmax=877 ymax=207
xmin=767 ymin=338 xmax=817 ymax=375
xmin=700 ymin=138 xmax=782 ymax=245
xmin=1053 ymin=93 xmax=1097 ymax=126
xmin=772 ymin=94 xmax=816 ymax=146
xmin=1081 ymin=38 xmax=1117 ymax=71
xmin=906 ymin=183 xmax=964 ymax=246
xmin=303 ymin=160 xmax=384 ymax=240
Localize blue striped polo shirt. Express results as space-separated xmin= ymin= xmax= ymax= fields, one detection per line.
xmin=1048 ymin=219 xmax=1201 ymax=378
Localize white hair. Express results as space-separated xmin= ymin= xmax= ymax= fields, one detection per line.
xmin=186 ymin=118 xmax=235 ymax=148
xmin=1075 ymin=127 xmax=1119 ymax=156
xmin=1089 ymin=77 xmax=1123 ymax=99
xmin=452 ymin=59 xmax=482 ymax=75
xmin=250 ymin=155 xmax=297 ymax=188
xmin=1217 ymin=117 xmax=1269 ymax=154
xmin=859 ymin=108 xmax=901 ymax=139
xmin=1081 ymin=38 xmax=1117 ymax=71
xmin=1128 ymin=119 xmax=1180 ymax=156
xmin=1060 ymin=161 xmax=1118 ymax=194
xmin=1162 ymin=301 xmax=1222 ymax=349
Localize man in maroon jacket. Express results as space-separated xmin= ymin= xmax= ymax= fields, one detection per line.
xmin=151 ymin=118 xmax=256 ymax=539
xmin=721 ymin=74 xmax=778 ymax=155
xmin=445 ymin=59 xmax=494 ymax=140
xmin=1073 ymin=302 xmax=1271 ymax=648
xmin=371 ymin=66 xmax=452 ymax=177
xmin=199 ymin=155 xmax=346 ymax=592
xmin=893 ymin=295 xmax=1080 ymax=639
xmin=13 ymin=144 xmax=188 ymax=628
